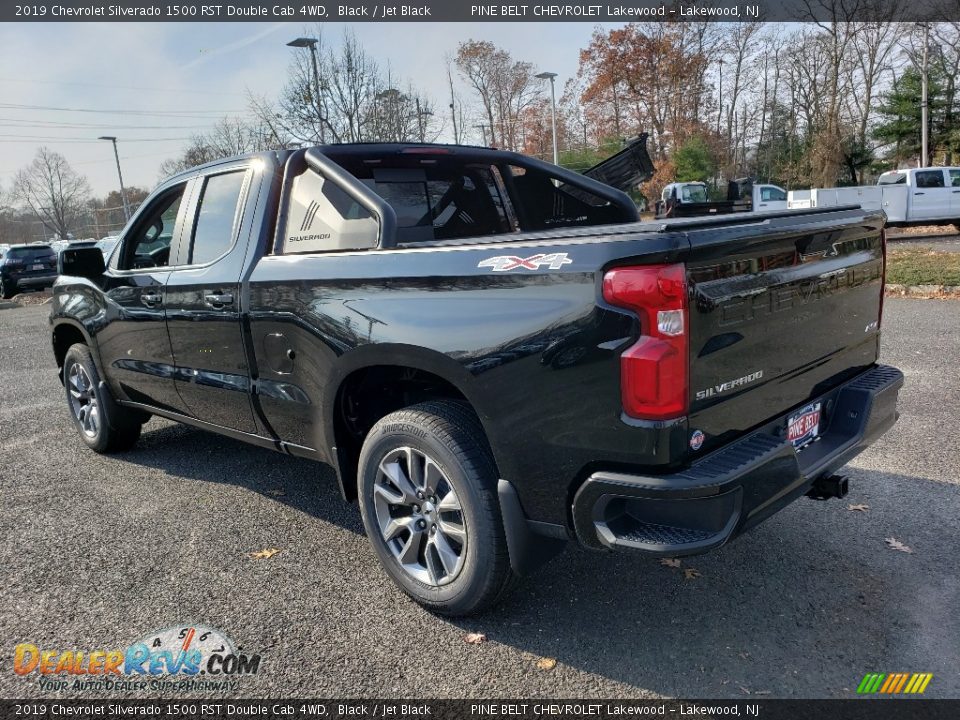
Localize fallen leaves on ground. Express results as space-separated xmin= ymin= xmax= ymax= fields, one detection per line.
xmin=266 ymin=489 xmax=286 ymax=497
xmin=464 ymin=633 xmax=487 ymax=645
xmin=885 ymin=537 xmax=913 ymax=554
xmin=847 ymin=503 xmax=870 ymax=512
xmin=660 ymin=558 xmax=682 ymax=568
xmin=683 ymin=568 xmax=702 ymax=580
xmin=536 ymin=657 xmax=557 ymax=671
xmin=249 ymin=548 xmax=281 ymax=559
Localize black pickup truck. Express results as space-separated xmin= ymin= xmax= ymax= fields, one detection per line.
xmin=50 ymin=143 xmax=903 ymax=615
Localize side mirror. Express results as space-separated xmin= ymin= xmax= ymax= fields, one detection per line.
xmin=59 ymin=247 xmax=105 ymax=278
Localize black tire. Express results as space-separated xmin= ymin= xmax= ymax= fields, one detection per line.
xmin=1 ymin=278 xmax=15 ymax=299
xmin=63 ymin=343 xmax=143 ymax=453
xmin=358 ymin=400 xmax=516 ymax=616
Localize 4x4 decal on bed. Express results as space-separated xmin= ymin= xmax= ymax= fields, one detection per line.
xmin=477 ymin=253 xmax=573 ymax=272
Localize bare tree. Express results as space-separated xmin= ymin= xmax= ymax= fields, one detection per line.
xmin=12 ymin=147 xmax=91 ymax=239
xmin=455 ymin=40 xmax=542 ymax=150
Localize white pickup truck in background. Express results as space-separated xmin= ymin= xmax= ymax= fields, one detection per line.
xmin=788 ymin=167 xmax=960 ymax=225
xmin=655 ymin=180 xmax=788 ymax=218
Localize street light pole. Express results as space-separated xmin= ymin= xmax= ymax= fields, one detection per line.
xmin=536 ymin=71 xmax=559 ymax=165
xmin=287 ymin=37 xmax=323 ymax=143
xmin=98 ymin=136 xmax=130 ymax=222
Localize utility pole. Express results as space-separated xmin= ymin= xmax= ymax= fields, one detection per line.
xmin=921 ymin=24 xmax=930 ymax=167
xmin=414 ymin=98 xmax=432 ymax=143
xmin=447 ymin=66 xmax=459 ymax=143
xmin=474 ymin=124 xmax=488 ymax=146
xmin=717 ymin=58 xmax=723 ymax=136
xmin=98 ymin=136 xmax=130 ymax=222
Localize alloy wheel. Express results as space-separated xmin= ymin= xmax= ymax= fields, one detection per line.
xmin=372 ymin=446 xmax=467 ymax=586
xmin=67 ymin=362 xmax=100 ymax=438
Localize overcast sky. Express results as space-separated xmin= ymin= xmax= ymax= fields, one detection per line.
xmin=0 ymin=22 xmax=616 ymax=200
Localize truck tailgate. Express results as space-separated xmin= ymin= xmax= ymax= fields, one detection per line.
xmin=683 ymin=209 xmax=885 ymax=454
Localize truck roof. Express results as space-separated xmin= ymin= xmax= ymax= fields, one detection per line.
xmin=165 ymin=142 xmax=525 ymax=184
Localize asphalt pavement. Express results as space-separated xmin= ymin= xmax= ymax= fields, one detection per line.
xmin=0 ymin=299 xmax=958 ymax=699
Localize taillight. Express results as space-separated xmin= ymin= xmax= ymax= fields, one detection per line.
xmin=602 ymin=263 xmax=689 ymax=421
xmin=879 ymin=228 xmax=887 ymax=328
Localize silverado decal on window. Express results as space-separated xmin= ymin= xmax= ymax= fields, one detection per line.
xmin=477 ymin=253 xmax=572 ymax=272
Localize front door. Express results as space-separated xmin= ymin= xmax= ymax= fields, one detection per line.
xmin=911 ymin=169 xmax=951 ymax=220
xmin=164 ymin=166 xmax=258 ymax=433
xmin=97 ymin=181 xmax=192 ymax=413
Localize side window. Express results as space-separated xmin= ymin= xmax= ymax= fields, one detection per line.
xmin=190 ymin=171 xmax=247 ymax=265
xmin=950 ymin=170 xmax=960 ymax=188
xmin=915 ymin=170 xmax=945 ymax=188
xmin=761 ymin=186 xmax=786 ymax=201
xmin=119 ymin=184 xmax=186 ymax=270
xmin=282 ymin=169 xmax=378 ymax=253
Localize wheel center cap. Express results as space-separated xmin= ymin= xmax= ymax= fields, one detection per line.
xmin=423 ymin=501 xmax=436 ymax=519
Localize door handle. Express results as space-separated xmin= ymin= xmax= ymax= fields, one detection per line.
xmin=204 ymin=292 xmax=234 ymax=308
xmin=952 ymin=190 xmax=960 ymax=194
xmin=914 ymin=192 xmax=925 ymax=195
xmin=141 ymin=292 xmax=162 ymax=307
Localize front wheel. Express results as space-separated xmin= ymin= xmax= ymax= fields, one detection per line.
xmin=63 ymin=344 xmax=143 ymax=453
xmin=358 ymin=400 xmax=516 ymax=616
xmin=0 ymin=278 xmax=15 ymax=299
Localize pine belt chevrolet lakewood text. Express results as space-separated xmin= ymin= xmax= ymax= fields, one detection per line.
xmin=50 ymin=144 xmax=903 ymax=615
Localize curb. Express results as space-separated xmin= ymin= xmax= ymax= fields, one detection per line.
xmin=886 ymin=283 xmax=960 ymax=299
xmin=0 ymin=300 xmax=22 ymax=310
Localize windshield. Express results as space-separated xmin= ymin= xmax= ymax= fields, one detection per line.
xmin=681 ymin=185 xmax=708 ymax=203
xmin=7 ymin=246 xmax=54 ymax=260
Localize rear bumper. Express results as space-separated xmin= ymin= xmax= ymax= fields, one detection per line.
xmin=572 ymin=364 xmax=904 ymax=555
xmin=4 ymin=271 xmax=57 ymax=287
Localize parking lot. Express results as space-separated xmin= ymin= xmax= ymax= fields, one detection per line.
xmin=0 ymin=298 xmax=958 ymax=699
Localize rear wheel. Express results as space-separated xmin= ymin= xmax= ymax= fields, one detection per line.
xmin=63 ymin=344 xmax=143 ymax=453
xmin=358 ymin=400 xmax=516 ymax=616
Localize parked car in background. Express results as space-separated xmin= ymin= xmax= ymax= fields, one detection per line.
xmin=1 ymin=243 xmax=58 ymax=298
xmin=788 ymin=167 xmax=960 ymax=225
xmin=96 ymin=236 xmax=120 ymax=262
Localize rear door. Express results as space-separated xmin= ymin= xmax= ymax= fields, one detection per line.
xmin=684 ymin=210 xmax=885 ymax=454
xmin=949 ymin=169 xmax=960 ymax=215
xmin=910 ymin=169 xmax=951 ymax=220
xmin=164 ymin=164 xmax=259 ymax=433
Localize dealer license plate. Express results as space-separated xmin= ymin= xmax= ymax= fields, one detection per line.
xmin=788 ymin=402 xmax=821 ymax=449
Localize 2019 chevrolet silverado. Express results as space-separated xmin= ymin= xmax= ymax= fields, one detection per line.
xmin=50 ymin=144 xmax=903 ymax=615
